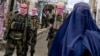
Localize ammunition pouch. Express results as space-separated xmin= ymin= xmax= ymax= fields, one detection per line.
xmin=10 ymin=21 xmax=25 ymax=32
xmin=9 ymin=31 xmax=23 ymax=40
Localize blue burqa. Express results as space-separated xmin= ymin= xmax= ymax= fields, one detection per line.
xmin=48 ymin=2 xmax=100 ymax=56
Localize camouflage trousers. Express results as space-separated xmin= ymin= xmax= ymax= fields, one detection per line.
xmin=4 ymin=38 xmax=23 ymax=56
xmin=23 ymin=31 xmax=37 ymax=56
xmin=41 ymin=18 xmax=49 ymax=28
xmin=30 ymin=33 xmax=37 ymax=56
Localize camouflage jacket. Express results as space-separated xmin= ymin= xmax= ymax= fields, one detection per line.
xmin=3 ymin=14 xmax=32 ymax=40
xmin=30 ymin=15 xmax=39 ymax=31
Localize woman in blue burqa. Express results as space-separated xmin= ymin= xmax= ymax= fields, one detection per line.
xmin=48 ymin=2 xmax=100 ymax=56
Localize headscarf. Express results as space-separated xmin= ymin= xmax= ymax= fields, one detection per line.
xmin=56 ymin=5 xmax=64 ymax=16
xmin=19 ymin=3 xmax=28 ymax=15
xmin=49 ymin=2 xmax=100 ymax=56
xmin=29 ymin=7 xmax=38 ymax=16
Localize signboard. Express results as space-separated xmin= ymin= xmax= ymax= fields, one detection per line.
xmin=17 ymin=0 xmax=21 ymax=3
xmin=49 ymin=0 xmax=58 ymax=3
xmin=49 ymin=0 xmax=67 ymax=2
xmin=38 ymin=0 xmax=47 ymax=2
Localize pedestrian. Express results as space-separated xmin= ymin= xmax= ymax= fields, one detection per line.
xmin=46 ymin=9 xmax=56 ymax=52
xmin=29 ymin=14 xmax=38 ymax=56
xmin=23 ymin=7 xmax=38 ymax=56
xmin=30 ymin=15 xmax=38 ymax=56
xmin=3 ymin=3 xmax=31 ymax=56
xmin=41 ymin=9 xmax=49 ymax=28
xmin=48 ymin=2 xmax=100 ymax=56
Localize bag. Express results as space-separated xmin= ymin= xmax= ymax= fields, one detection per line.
xmin=9 ymin=31 xmax=23 ymax=40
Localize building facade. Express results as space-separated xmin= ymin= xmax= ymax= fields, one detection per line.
xmin=90 ymin=0 xmax=100 ymax=26
xmin=89 ymin=0 xmax=97 ymax=19
xmin=95 ymin=0 xmax=100 ymax=26
xmin=29 ymin=0 xmax=38 ymax=12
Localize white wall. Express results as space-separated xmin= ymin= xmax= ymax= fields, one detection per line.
xmin=29 ymin=0 xmax=38 ymax=12
xmin=96 ymin=0 xmax=100 ymax=26
xmin=89 ymin=0 xmax=95 ymax=19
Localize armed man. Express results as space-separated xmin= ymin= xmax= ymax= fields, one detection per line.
xmin=46 ymin=4 xmax=64 ymax=52
xmin=23 ymin=7 xmax=39 ymax=56
xmin=46 ymin=9 xmax=56 ymax=52
xmin=3 ymin=3 xmax=31 ymax=56
xmin=29 ymin=7 xmax=38 ymax=56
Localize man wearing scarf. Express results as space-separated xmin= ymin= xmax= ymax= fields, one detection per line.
xmin=29 ymin=7 xmax=38 ymax=56
xmin=49 ymin=2 xmax=100 ymax=56
xmin=23 ymin=7 xmax=39 ymax=56
xmin=3 ymin=3 xmax=31 ymax=56
xmin=46 ymin=4 xmax=64 ymax=53
xmin=56 ymin=4 xmax=64 ymax=29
